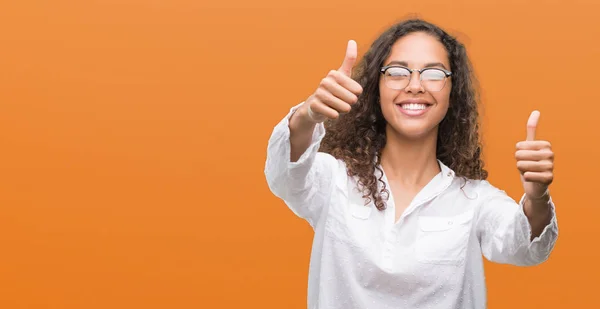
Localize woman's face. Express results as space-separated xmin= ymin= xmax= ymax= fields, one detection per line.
xmin=379 ymin=32 xmax=452 ymax=140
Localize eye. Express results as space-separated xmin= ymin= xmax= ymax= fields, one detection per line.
xmin=385 ymin=67 xmax=410 ymax=79
xmin=421 ymin=69 xmax=446 ymax=81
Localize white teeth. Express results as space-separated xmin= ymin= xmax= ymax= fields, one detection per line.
xmin=401 ymin=103 xmax=427 ymax=110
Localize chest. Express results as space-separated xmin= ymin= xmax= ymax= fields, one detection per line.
xmin=323 ymin=179 xmax=478 ymax=269
xmin=388 ymin=183 xmax=421 ymax=223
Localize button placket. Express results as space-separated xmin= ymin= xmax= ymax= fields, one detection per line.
xmin=381 ymin=228 xmax=397 ymax=270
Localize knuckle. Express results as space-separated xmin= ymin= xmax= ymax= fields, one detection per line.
xmin=313 ymin=88 xmax=322 ymax=99
xmin=306 ymin=101 xmax=318 ymax=113
xmin=315 ymin=87 xmax=327 ymax=99
xmin=306 ymin=95 xmax=319 ymax=107
xmin=516 ymin=142 xmax=523 ymax=149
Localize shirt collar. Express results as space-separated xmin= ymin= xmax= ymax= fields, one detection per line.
xmin=374 ymin=159 xmax=456 ymax=218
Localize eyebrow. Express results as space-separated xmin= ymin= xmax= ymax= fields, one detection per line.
xmin=385 ymin=61 xmax=448 ymax=70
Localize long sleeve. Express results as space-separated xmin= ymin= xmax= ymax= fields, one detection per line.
xmin=264 ymin=103 xmax=339 ymax=228
xmin=476 ymin=181 xmax=559 ymax=266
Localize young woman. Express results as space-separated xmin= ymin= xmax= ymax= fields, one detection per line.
xmin=264 ymin=19 xmax=558 ymax=309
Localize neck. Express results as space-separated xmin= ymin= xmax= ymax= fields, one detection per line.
xmin=380 ymin=125 xmax=441 ymax=186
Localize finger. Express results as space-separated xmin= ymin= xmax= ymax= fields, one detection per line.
xmin=517 ymin=160 xmax=553 ymax=173
xmin=526 ymin=110 xmax=540 ymax=141
xmin=339 ymin=40 xmax=357 ymax=76
xmin=314 ymin=89 xmax=352 ymax=113
xmin=310 ymin=100 xmax=341 ymax=119
xmin=330 ymin=70 xmax=363 ymax=96
xmin=515 ymin=149 xmax=554 ymax=161
xmin=321 ymin=77 xmax=359 ymax=104
xmin=516 ymin=140 xmax=551 ymax=150
xmin=523 ymin=171 xmax=554 ymax=184
xmin=307 ymin=104 xmax=326 ymax=123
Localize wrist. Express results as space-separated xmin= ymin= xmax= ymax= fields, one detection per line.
xmin=292 ymin=104 xmax=318 ymax=125
xmin=290 ymin=104 xmax=318 ymax=132
xmin=525 ymin=190 xmax=551 ymax=215
xmin=526 ymin=187 xmax=550 ymax=202
xmin=523 ymin=191 xmax=551 ymax=222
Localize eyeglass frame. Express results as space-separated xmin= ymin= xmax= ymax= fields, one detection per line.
xmin=379 ymin=65 xmax=453 ymax=92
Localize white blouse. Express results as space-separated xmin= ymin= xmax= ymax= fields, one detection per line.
xmin=264 ymin=104 xmax=559 ymax=309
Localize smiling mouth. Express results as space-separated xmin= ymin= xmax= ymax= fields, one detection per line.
xmin=397 ymin=103 xmax=430 ymax=110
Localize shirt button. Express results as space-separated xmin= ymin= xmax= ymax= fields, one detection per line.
xmin=448 ymin=221 xmax=453 ymax=226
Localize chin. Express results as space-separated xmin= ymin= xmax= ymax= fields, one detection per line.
xmin=387 ymin=123 xmax=437 ymax=140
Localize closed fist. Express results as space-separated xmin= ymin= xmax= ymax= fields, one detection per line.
xmin=302 ymin=40 xmax=363 ymax=123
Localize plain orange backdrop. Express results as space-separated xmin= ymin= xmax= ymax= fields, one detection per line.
xmin=0 ymin=0 xmax=599 ymax=308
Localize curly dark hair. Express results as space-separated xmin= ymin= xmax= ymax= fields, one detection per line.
xmin=319 ymin=18 xmax=488 ymax=210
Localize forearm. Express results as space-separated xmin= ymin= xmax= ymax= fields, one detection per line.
xmin=523 ymin=193 xmax=552 ymax=240
xmin=289 ymin=105 xmax=318 ymax=162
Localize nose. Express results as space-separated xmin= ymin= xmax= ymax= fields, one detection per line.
xmin=404 ymin=71 xmax=424 ymax=94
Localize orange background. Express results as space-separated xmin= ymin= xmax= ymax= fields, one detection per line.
xmin=0 ymin=0 xmax=598 ymax=308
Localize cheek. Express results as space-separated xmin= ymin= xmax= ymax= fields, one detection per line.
xmin=378 ymin=80 xmax=396 ymax=103
xmin=434 ymin=94 xmax=450 ymax=108
xmin=433 ymin=88 xmax=451 ymax=109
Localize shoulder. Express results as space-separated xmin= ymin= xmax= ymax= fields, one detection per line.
xmin=317 ymin=154 xmax=369 ymax=195
xmin=315 ymin=152 xmax=349 ymax=177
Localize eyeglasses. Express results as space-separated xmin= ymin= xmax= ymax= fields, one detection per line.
xmin=380 ymin=65 xmax=452 ymax=92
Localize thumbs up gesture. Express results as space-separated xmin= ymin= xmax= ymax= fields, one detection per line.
xmin=301 ymin=40 xmax=364 ymax=123
xmin=516 ymin=111 xmax=555 ymax=200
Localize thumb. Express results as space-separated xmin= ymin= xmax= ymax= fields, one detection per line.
xmin=339 ymin=40 xmax=357 ymax=76
xmin=526 ymin=110 xmax=540 ymax=141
